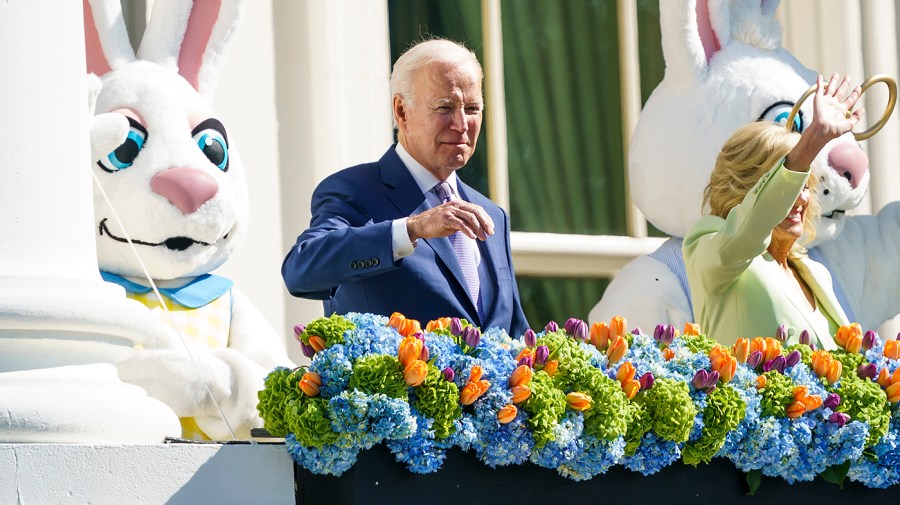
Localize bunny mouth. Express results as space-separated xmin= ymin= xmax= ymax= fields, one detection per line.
xmin=821 ymin=209 xmax=847 ymax=219
xmin=99 ymin=218 xmax=228 ymax=251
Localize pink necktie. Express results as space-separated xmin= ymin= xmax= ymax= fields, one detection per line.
xmin=433 ymin=181 xmax=483 ymax=321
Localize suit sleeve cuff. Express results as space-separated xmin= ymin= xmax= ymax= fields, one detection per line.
xmin=392 ymin=218 xmax=416 ymax=261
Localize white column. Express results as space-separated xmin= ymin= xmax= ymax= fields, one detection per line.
xmin=273 ymin=0 xmax=393 ymax=364
xmin=0 ymin=0 xmax=179 ymax=443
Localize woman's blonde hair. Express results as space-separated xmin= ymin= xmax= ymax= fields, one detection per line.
xmin=703 ymin=121 xmax=819 ymax=249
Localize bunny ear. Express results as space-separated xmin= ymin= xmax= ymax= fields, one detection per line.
xmin=83 ymin=0 xmax=136 ymax=75
xmin=137 ymin=0 xmax=244 ymax=100
xmin=660 ymin=0 xmax=731 ymax=86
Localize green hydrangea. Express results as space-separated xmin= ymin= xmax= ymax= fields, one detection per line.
xmin=759 ymin=370 xmax=795 ymax=418
xmin=285 ymin=397 xmax=339 ymax=448
xmin=832 ymin=375 xmax=891 ymax=446
xmin=522 ymin=370 xmax=567 ymax=448
xmin=555 ymin=358 xmax=630 ymax=440
xmin=786 ymin=344 xmax=812 ymax=367
xmin=300 ymin=313 xmax=356 ymax=347
xmin=414 ymin=366 xmax=461 ymax=439
xmin=638 ymin=378 xmax=696 ymax=443
xmin=257 ymin=366 xmax=304 ymax=437
xmin=682 ymin=385 xmax=746 ymax=465
xmin=537 ymin=331 xmax=592 ymax=365
xmin=681 ymin=334 xmax=718 ymax=354
xmin=622 ymin=399 xmax=650 ymax=456
xmin=831 ymin=351 xmax=866 ymax=381
xmin=348 ymin=354 xmax=407 ymax=398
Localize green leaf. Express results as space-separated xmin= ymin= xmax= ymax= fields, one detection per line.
xmin=746 ymin=469 xmax=762 ymax=496
xmin=820 ymin=460 xmax=851 ymax=488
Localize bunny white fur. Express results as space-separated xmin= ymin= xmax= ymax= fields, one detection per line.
xmin=85 ymin=0 xmax=291 ymax=440
xmin=590 ymin=0 xmax=900 ymax=335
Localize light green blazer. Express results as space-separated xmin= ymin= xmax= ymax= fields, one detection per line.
xmin=683 ymin=162 xmax=847 ymax=349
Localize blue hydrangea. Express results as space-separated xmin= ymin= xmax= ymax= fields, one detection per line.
xmin=530 ymin=412 xmax=584 ymax=469
xmin=623 ymin=432 xmax=681 ymax=475
xmin=285 ymin=433 xmax=359 ymax=476
xmin=849 ymin=410 xmax=900 ymax=488
xmin=557 ymin=434 xmax=626 ymax=481
xmin=465 ymin=387 xmax=534 ymax=467
xmin=385 ymin=411 xmax=453 ymax=474
xmin=309 ymin=344 xmax=353 ymax=397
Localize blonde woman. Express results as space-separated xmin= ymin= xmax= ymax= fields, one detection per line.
xmin=683 ymin=74 xmax=863 ymax=348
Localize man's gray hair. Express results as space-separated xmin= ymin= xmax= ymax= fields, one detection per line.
xmin=390 ymin=38 xmax=483 ymax=110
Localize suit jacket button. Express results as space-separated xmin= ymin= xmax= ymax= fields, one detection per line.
xmin=349 ymin=261 xmax=358 ymax=269
xmin=372 ymin=258 xmax=380 ymax=266
xmin=364 ymin=259 xmax=373 ymax=267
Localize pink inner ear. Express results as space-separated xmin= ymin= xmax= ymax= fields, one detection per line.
xmin=695 ymin=0 xmax=721 ymax=63
xmin=84 ymin=0 xmax=112 ymax=75
xmin=178 ymin=0 xmax=222 ymax=91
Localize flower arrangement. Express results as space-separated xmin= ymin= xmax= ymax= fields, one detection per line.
xmin=258 ymin=313 xmax=900 ymax=489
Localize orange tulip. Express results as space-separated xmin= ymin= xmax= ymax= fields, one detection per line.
xmin=785 ymin=401 xmax=807 ymax=419
xmin=509 ymin=365 xmax=534 ymax=388
xmin=543 ymin=359 xmax=559 ymax=376
xmin=801 ymin=394 xmax=823 ymax=411
xmin=825 ymin=360 xmax=843 ymax=385
xmin=516 ymin=348 xmax=535 ymax=363
xmin=388 ymin=312 xmax=406 ymax=329
xmin=835 ymin=323 xmax=862 ymax=349
xmin=590 ymin=322 xmax=610 ymax=350
xmin=810 ymin=350 xmax=831 ymax=377
xmin=683 ymin=322 xmax=701 ymax=336
xmin=878 ymin=367 xmax=892 ymax=388
xmin=792 ymin=385 xmax=809 ymax=400
xmin=566 ymin=392 xmax=593 ymax=411
xmin=475 ymin=379 xmax=491 ymax=395
xmin=755 ymin=375 xmax=767 ymax=390
xmin=298 ymin=378 xmax=320 ymax=397
xmin=713 ymin=356 xmax=736 ymax=384
xmin=749 ymin=338 xmax=767 ymax=360
xmin=397 ymin=318 xmax=422 ymax=337
xmin=606 ymin=335 xmax=628 ymax=365
xmin=731 ymin=338 xmax=750 ymax=364
xmin=460 ymin=382 xmax=482 ymax=405
xmin=886 ymin=382 xmax=900 ymax=403
xmin=469 ymin=365 xmax=484 ymax=383
xmin=845 ymin=334 xmax=863 ymax=354
xmin=892 ymin=367 xmax=900 ymax=384
xmin=616 ymin=362 xmax=636 ymax=384
xmin=397 ymin=336 xmax=424 ymax=368
xmin=622 ymin=380 xmax=641 ymax=400
xmin=662 ymin=348 xmax=675 ymax=361
xmin=497 ymin=404 xmax=518 ymax=424
xmin=302 ymin=371 xmax=322 ymax=387
xmin=762 ymin=338 xmax=782 ymax=363
xmin=511 ymin=385 xmax=532 ymax=404
xmin=403 ymin=361 xmax=428 ymax=387
xmin=308 ymin=335 xmax=326 ymax=353
xmin=426 ymin=317 xmax=451 ymax=332
xmin=610 ymin=316 xmax=628 ymax=338
xmin=884 ymin=340 xmax=900 ymax=360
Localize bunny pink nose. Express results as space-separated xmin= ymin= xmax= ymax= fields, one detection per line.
xmin=150 ymin=167 xmax=218 ymax=214
xmin=827 ymin=143 xmax=868 ymax=189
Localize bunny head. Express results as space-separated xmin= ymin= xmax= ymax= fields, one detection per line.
xmin=630 ymin=0 xmax=869 ymax=242
xmin=84 ymin=0 xmax=248 ymax=281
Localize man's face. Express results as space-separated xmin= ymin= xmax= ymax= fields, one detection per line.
xmin=395 ymin=60 xmax=483 ymax=180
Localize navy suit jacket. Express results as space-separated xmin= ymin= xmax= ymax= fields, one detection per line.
xmin=282 ymin=145 xmax=530 ymax=337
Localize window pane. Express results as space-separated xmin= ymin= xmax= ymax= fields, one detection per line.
xmin=387 ymin=0 xmax=490 ymax=196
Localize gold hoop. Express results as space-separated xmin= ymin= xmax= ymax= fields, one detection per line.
xmin=784 ymin=74 xmax=897 ymax=141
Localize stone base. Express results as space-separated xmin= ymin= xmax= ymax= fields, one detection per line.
xmin=1 ymin=441 xmax=294 ymax=505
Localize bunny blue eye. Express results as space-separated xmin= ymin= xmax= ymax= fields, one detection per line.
xmin=97 ymin=118 xmax=147 ymax=173
xmin=757 ymin=101 xmax=804 ymax=133
xmin=191 ymin=118 xmax=229 ymax=172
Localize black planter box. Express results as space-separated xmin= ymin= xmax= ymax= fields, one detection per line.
xmin=294 ymin=445 xmax=898 ymax=505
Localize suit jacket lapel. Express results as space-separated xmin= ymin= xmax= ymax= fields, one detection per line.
xmin=795 ymin=258 xmax=849 ymax=327
xmin=458 ymin=181 xmax=503 ymax=321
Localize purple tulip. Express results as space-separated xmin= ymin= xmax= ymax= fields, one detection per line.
xmin=706 ymin=370 xmax=720 ymax=388
xmin=518 ymin=355 xmax=534 ymax=368
xmin=663 ymin=325 xmax=676 ymax=345
xmin=824 ymin=393 xmax=841 ymax=410
xmin=692 ymin=369 xmax=709 ymax=390
xmin=631 ymin=327 xmax=643 ymax=336
xmin=639 ymin=371 xmax=655 ymax=391
xmin=653 ymin=324 xmax=666 ymax=342
xmin=441 ymin=367 xmax=455 ymax=382
xmin=535 ymin=345 xmax=550 ymax=365
xmin=574 ymin=321 xmax=589 ymax=341
xmin=809 ymin=342 xmax=817 ymax=351
xmin=857 ymin=362 xmax=877 ymax=380
xmin=462 ymin=327 xmax=481 ymax=348
xmin=300 ymin=341 xmax=315 ymax=358
xmin=419 ymin=344 xmax=430 ymax=362
xmin=863 ymin=330 xmax=877 ymax=351
xmin=564 ymin=318 xmax=580 ymax=335
xmin=829 ymin=412 xmax=851 ymax=427
xmin=413 ymin=331 xmax=425 ymax=342
xmin=775 ymin=324 xmax=788 ymax=343
xmin=747 ymin=351 xmax=763 ymax=369
xmin=785 ymin=350 xmax=801 ymax=368
xmin=545 ymin=321 xmax=559 ymax=333
xmin=798 ymin=329 xmax=811 ymax=346
xmin=450 ymin=317 xmax=464 ymax=337
xmin=292 ymin=324 xmax=306 ymax=341
xmin=763 ymin=355 xmax=786 ymax=374
xmin=523 ymin=328 xmax=537 ymax=348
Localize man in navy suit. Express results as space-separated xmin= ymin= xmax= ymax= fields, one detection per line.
xmin=282 ymin=39 xmax=529 ymax=337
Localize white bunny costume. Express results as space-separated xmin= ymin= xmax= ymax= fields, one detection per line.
xmin=591 ymin=0 xmax=900 ymax=336
xmin=84 ymin=0 xmax=292 ymax=440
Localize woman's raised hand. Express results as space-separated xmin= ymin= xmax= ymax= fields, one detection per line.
xmin=811 ymin=73 xmax=864 ymax=139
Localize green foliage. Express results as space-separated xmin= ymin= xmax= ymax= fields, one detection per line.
xmin=300 ymin=313 xmax=356 ymax=347
xmin=537 ymin=330 xmax=592 ymax=364
xmin=682 ymin=385 xmax=746 ymax=466
xmin=682 ymin=334 xmax=718 ymax=354
xmin=522 ymin=371 xmax=567 ymax=448
xmin=831 ymin=351 xmax=865 ymax=381
xmin=257 ymin=367 xmax=303 ymax=437
xmin=639 ymin=378 xmax=696 ymax=443
xmin=832 ymin=375 xmax=891 ymax=446
xmin=622 ymin=399 xmax=650 ymax=456
xmin=555 ymin=358 xmax=630 ymax=440
xmin=758 ymin=371 xmax=795 ymax=418
xmin=414 ymin=367 xmax=461 ymax=439
xmin=285 ymin=397 xmax=339 ymax=448
xmin=348 ymin=354 xmax=407 ymax=399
